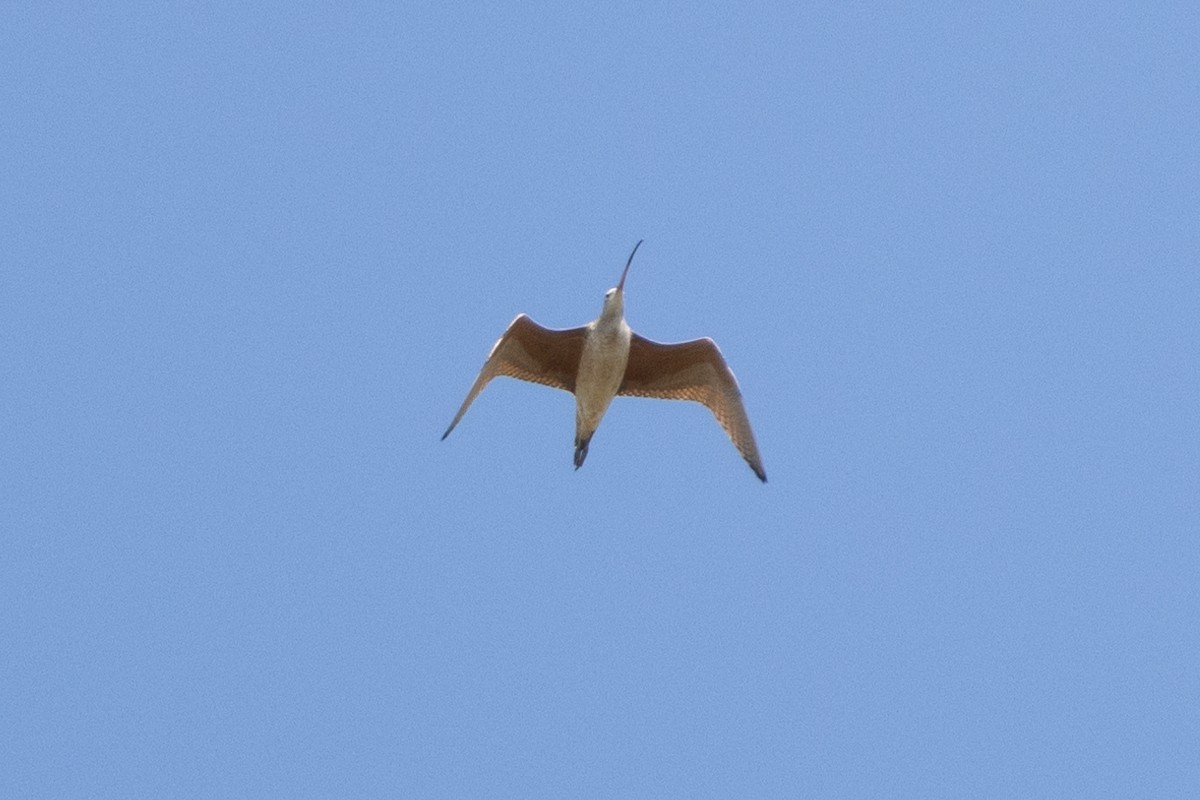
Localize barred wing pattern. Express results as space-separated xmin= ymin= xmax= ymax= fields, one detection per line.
xmin=618 ymin=333 xmax=767 ymax=482
xmin=442 ymin=314 xmax=587 ymax=440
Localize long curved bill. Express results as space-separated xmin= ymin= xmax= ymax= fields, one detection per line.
xmin=617 ymin=239 xmax=643 ymax=291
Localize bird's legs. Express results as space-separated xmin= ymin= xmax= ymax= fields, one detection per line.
xmin=573 ymin=432 xmax=593 ymax=470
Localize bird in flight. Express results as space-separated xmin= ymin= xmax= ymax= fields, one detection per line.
xmin=442 ymin=241 xmax=767 ymax=482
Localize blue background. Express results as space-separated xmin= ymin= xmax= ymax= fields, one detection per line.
xmin=4 ymin=3 xmax=1197 ymax=796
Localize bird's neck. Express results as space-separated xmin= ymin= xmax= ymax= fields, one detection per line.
xmin=596 ymin=295 xmax=624 ymax=328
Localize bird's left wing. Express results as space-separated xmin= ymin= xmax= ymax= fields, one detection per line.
xmin=442 ymin=314 xmax=587 ymax=439
xmin=618 ymin=333 xmax=766 ymax=481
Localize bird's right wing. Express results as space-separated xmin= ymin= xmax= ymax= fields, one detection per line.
xmin=442 ymin=314 xmax=587 ymax=439
xmin=618 ymin=333 xmax=766 ymax=481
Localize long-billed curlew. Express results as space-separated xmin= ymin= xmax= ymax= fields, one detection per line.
xmin=442 ymin=241 xmax=767 ymax=482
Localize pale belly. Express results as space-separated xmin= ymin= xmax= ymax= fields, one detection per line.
xmin=574 ymin=328 xmax=631 ymax=435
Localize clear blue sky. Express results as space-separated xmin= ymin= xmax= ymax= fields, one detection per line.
xmin=4 ymin=3 xmax=1197 ymax=797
